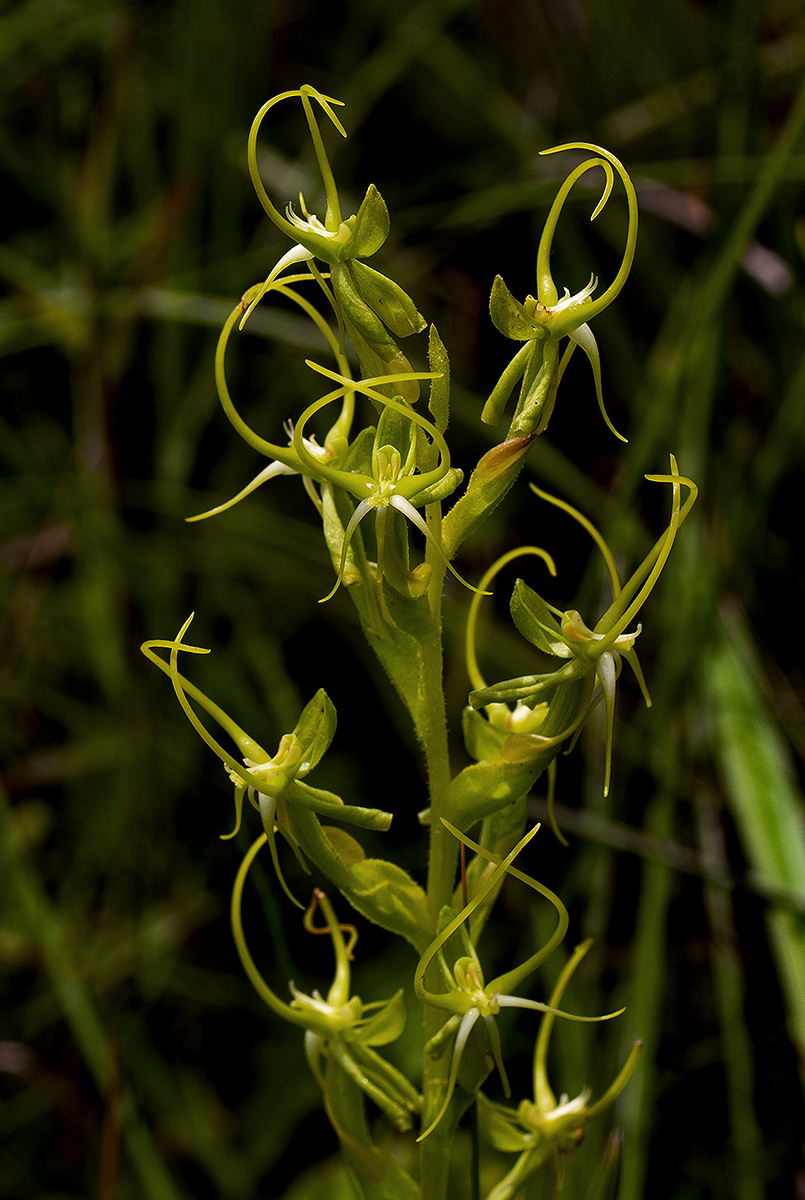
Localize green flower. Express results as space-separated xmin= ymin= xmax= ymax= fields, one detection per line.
xmin=414 ymin=822 xmax=621 ymax=1141
xmin=140 ymin=615 xmax=393 ymax=906
xmin=477 ymin=938 xmax=641 ymax=1200
xmin=292 ymin=363 xmax=470 ymax=601
xmin=245 ymin=85 xmax=425 ymax=399
xmin=232 ymin=867 xmax=421 ymax=1132
xmin=465 ymin=544 xmax=558 ymax=741
xmin=186 ymin=271 xmax=355 ymax=526
xmin=469 ymin=457 xmax=697 ymax=796
xmin=484 ymin=142 xmax=638 ymax=440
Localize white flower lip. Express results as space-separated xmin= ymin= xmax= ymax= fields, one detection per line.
xmin=546 ymin=272 xmax=597 ymax=316
xmin=285 ymin=200 xmax=331 ymax=237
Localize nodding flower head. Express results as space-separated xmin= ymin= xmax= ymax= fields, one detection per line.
xmin=484 ymin=143 xmax=637 ymax=441
xmin=469 ymin=457 xmax=697 ymax=797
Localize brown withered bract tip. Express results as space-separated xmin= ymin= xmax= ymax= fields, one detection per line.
xmin=476 ymin=434 xmax=536 ymax=480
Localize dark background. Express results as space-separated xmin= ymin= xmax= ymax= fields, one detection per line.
xmin=3 ymin=1 xmax=805 ymax=1197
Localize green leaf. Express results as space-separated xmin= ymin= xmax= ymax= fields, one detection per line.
xmin=427 ymin=325 xmax=450 ymax=434
xmin=321 ymin=826 xmax=366 ymax=865
xmin=283 ymin=805 xmax=427 ymax=951
xmin=350 ymin=260 xmax=426 ymax=339
xmin=442 ymin=433 xmax=535 ymax=559
xmin=344 ymin=859 xmax=429 ymax=952
xmin=708 ymin=629 xmax=805 ymax=897
xmin=707 ymin=624 xmax=805 ymax=1052
xmin=443 ymin=743 xmax=553 ymax=829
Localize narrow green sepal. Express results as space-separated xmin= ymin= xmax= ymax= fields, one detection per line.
xmin=321 ymin=482 xmax=369 ymax=590
xmin=286 ymin=781 xmax=393 ymax=831
xmin=462 ymin=705 xmax=509 ymax=763
xmin=482 ymin=343 xmax=534 ymax=426
xmin=339 ymin=425 xmax=376 ymax=475
xmin=476 ymin=1093 xmax=535 ymax=1153
xmin=375 ymin=405 xmax=415 ymax=471
xmin=414 ymin=466 xmax=463 ymax=506
xmin=331 ymin=262 xmax=400 ymax=362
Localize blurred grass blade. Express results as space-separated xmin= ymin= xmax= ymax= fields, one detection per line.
xmin=696 ymin=783 xmax=764 ymax=1199
xmin=0 ymin=784 xmax=188 ymax=1200
xmin=616 ymin=785 xmax=676 ymax=1200
xmin=707 ymin=612 xmax=805 ymax=1060
xmin=584 ymin=1129 xmax=622 ymax=1200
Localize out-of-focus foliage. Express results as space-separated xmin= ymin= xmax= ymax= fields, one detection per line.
xmin=2 ymin=1 xmax=805 ymax=1197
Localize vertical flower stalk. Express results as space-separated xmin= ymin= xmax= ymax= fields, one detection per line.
xmin=140 ymin=84 xmax=697 ymax=1200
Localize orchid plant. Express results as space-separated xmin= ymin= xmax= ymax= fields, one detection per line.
xmin=142 ymin=84 xmax=696 ymax=1200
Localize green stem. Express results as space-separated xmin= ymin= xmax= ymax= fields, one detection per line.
xmin=422 ymin=514 xmax=456 ymax=927
xmin=422 ymin=654 xmax=455 ymax=926
xmin=418 ymin=510 xmax=460 ymax=1200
